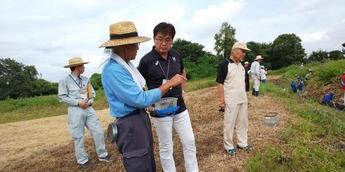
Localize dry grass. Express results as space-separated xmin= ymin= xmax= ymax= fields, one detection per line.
xmin=0 ymin=87 xmax=291 ymax=172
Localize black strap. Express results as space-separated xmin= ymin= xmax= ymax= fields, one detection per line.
xmin=69 ymin=74 xmax=82 ymax=89
xmin=110 ymin=32 xmax=138 ymax=39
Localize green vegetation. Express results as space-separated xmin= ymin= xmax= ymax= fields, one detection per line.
xmin=0 ymin=78 xmax=216 ymax=124
xmin=214 ymin=22 xmax=237 ymax=58
xmin=174 ymin=39 xmax=221 ymax=80
xmin=247 ymin=83 xmax=345 ymax=172
xmin=269 ymin=59 xmax=345 ymax=101
xmin=185 ymin=77 xmax=216 ymax=92
xmin=247 ymin=61 xmax=345 ymax=171
xmin=0 ymin=90 xmax=108 ymax=124
xmin=0 ymin=58 xmax=58 ymax=100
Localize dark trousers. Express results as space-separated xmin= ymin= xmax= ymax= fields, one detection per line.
xmin=116 ymin=109 xmax=156 ymax=172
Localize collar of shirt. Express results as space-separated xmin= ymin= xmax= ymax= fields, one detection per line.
xmin=152 ymin=46 xmax=172 ymax=61
xmin=110 ymin=52 xmax=121 ymax=61
xmin=229 ymin=56 xmax=241 ymax=64
xmin=70 ymin=73 xmax=81 ymax=81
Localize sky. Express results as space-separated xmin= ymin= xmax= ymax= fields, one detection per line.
xmin=1 ymin=0 xmax=345 ymax=82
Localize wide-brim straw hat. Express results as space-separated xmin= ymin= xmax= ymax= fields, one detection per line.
xmin=64 ymin=57 xmax=89 ymax=68
xmin=99 ymin=21 xmax=150 ymax=48
xmin=231 ymin=42 xmax=251 ymax=51
xmin=255 ymin=55 xmax=264 ymax=60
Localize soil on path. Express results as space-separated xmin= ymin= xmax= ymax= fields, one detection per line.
xmin=0 ymin=87 xmax=291 ymax=172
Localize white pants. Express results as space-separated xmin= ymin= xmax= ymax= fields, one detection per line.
xmin=251 ymin=75 xmax=260 ymax=92
xmin=224 ymin=103 xmax=248 ymax=150
xmin=152 ymin=110 xmax=199 ymax=172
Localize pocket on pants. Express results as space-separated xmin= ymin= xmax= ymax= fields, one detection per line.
xmin=123 ymin=149 xmax=150 ymax=172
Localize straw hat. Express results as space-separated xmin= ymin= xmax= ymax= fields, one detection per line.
xmin=231 ymin=42 xmax=251 ymax=51
xmin=99 ymin=21 xmax=150 ymax=48
xmin=244 ymin=61 xmax=249 ymax=65
xmin=64 ymin=57 xmax=89 ymax=68
xmin=255 ymin=55 xmax=264 ymax=61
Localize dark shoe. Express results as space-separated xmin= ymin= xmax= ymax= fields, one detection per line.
xmin=79 ymin=160 xmax=91 ymax=169
xmin=227 ymin=148 xmax=237 ymax=156
xmin=237 ymin=144 xmax=253 ymax=152
xmin=99 ymin=154 xmax=112 ymax=163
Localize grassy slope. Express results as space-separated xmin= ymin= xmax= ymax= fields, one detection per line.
xmin=0 ymin=77 xmax=216 ymax=124
xmin=270 ymin=59 xmax=345 ymax=101
xmin=247 ymin=60 xmax=345 ymax=171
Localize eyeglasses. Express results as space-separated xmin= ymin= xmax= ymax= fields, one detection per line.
xmin=155 ymin=37 xmax=173 ymax=44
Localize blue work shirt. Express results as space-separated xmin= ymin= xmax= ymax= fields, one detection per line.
xmin=102 ymin=56 xmax=162 ymax=118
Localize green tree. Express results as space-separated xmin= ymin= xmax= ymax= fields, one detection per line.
xmin=173 ymin=39 xmax=221 ymax=80
xmin=214 ymin=22 xmax=237 ymax=58
xmin=90 ymin=73 xmax=102 ymax=90
xmin=173 ymin=39 xmax=205 ymax=61
xmin=328 ymin=50 xmax=344 ymax=60
xmin=271 ymin=33 xmax=306 ymax=69
xmin=0 ymin=58 xmax=38 ymax=99
xmin=33 ymin=79 xmax=58 ymax=96
xmin=308 ymin=50 xmax=329 ymax=62
xmin=246 ymin=41 xmax=272 ymax=68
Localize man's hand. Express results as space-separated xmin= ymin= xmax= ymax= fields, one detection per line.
xmin=159 ymin=74 xmax=187 ymax=95
xmin=78 ymin=100 xmax=89 ymax=109
xmin=146 ymin=106 xmax=154 ymax=112
xmin=169 ymin=74 xmax=187 ymax=87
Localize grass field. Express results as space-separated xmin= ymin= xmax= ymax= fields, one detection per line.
xmin=246 ymin=81 xmax=345 ymax=171
xmin=0 ymin=77 xmax=216 ymax=124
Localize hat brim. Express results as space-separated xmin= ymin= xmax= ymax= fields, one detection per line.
xmin=64 ymin=62 xmax=89 ymax=68
xmin=99 ymin=36 xmax=150 ymax=48
xmin=240 ymin=47 xmax=251 ymax=51
xmin=255 ymin=57 xmax=264 ymax=60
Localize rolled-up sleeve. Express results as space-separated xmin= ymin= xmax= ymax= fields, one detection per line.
xmin=103 ymin=67 xmax=161 ymax=108
xmin=58 ymin=79 xmax=79 ymax=106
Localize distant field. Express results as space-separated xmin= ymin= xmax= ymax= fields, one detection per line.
xmin=0 ymin=77 xmax=216 ymax=124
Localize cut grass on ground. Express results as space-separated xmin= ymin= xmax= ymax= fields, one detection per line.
xmin=0 ymin=77 xmax=216 ymax=124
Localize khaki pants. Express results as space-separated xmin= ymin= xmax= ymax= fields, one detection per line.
xmin=224 ymin=103 xmax=248 ymax=150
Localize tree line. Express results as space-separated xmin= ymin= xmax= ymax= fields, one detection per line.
xmin=0 ymin=58 xmax=57 ymax=100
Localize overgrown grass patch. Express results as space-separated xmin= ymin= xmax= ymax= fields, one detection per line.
xmin=247 ymin=82 xmax=345 ymax=171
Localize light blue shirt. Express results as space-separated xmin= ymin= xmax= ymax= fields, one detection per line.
xmin=58 ymin=74 xmax=95 ymax=106
xmin=102 ymin=58 xmax=162 ymax=118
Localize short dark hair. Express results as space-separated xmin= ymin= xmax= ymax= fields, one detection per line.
xmin=153 ymin=22 xmax=176 ymax=38
xmin=70 ymin=66 xmax=76 ymax=72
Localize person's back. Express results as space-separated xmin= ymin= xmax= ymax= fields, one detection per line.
xmin=291 ymin=81 xmax=297 ymax=93
xmin=297 ymin=78 xmax=304 ymax=97
xmin=250 ymin=61 xmax=260 ymax=76
xmin=322 ymin=93 xmax=334 ymax=105
xmin=260 ymin=68 xmax=267 ymax=82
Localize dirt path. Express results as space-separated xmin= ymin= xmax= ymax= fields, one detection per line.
xmin=0 ymin=87 xmax=291 ymax=171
